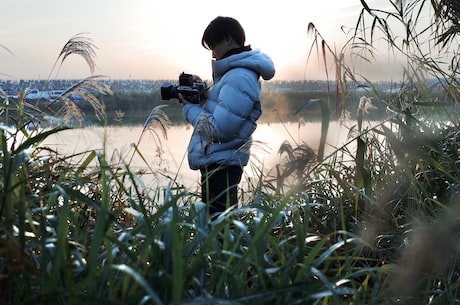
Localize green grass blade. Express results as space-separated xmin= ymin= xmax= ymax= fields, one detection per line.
xmin=112 ymin=264 xmax=164 ymax=305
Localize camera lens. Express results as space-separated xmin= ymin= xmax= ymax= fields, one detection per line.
xmin=160 ymin=83 xmax=177 ymax=100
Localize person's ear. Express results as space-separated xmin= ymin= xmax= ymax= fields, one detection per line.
xmin=224 ymin=35 xmax=233 ymax=45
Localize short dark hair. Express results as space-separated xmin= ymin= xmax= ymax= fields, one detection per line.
xmin=201 ymin=16 xmax=246 ymax=50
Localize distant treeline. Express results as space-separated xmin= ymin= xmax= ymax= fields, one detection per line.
xmin=4 ymin=78 xmax=434 ymax=126
xmin=89 ymin=86 xmax=388 ymax=126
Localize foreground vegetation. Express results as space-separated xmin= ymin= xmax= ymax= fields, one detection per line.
xmin=2 ymin=0 xmax=460 ymax=304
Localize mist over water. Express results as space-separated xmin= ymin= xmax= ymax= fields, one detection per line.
xmin=42 ymin=121 xmax=362 ymax=191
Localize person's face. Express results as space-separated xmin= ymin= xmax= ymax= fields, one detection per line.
xmin=211 ymin=40 xmax=228 ymax=60
xmin=211 ymin=36 xmax=239 ymax=60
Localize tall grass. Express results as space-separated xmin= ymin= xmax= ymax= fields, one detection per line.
xmin=2 ymin=1 xmax=460 ymax=303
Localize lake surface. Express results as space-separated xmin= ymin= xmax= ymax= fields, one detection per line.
xmin=42 ymin=121 xmax=363 ymax=191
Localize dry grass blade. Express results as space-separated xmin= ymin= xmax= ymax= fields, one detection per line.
xmin=0 ymin=43 xmax=15 ymax=57
xmin=433 ymin=0 xmax=460 ymax=47
xmin=0 ymin=43 xmax=16 ymax=79
xmin=235 ymin=139 xmax=253 ymax=156
xmin=0 ymin=87 xmax=8 ymax=101
xmin=278 ymin=140 xmax=317 ymax=180
xmin=0 ymin=88 xmax=8 ymax=118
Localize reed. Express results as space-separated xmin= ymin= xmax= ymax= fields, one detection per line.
xmin=2 ymin=1 xmax=460 ymax=304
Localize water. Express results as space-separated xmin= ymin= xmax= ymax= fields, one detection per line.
xmin=41 ymin=121 xmax=357 ymax=191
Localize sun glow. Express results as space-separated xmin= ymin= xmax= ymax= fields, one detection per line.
xmin=0 ymin=0 xmax=389 ymax=81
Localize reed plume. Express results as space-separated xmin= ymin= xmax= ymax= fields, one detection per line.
xmin=50 ymin=32 xmax=98 ymax=79
xmin=195 ymin=113 xmax=219 ymax=150
xmin=127 ymin=105 xmax=171 ymax=168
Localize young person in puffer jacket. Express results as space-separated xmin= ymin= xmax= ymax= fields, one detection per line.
xmin=178 ymin=16 xmax=275 ymax=219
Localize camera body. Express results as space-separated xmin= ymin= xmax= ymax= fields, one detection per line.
xmin=161 ymin=72 xmax=207 ymax=104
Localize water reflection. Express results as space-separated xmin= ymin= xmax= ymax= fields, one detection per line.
xmin=42 ymin=121 xmax=355 ymax=191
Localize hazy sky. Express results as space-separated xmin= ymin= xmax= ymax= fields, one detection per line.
xmin=0 ymin=0 xmax=393 ymax=81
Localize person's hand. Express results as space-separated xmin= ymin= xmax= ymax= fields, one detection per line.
xmin=179 ymin=74 xmax=207 ymax=105
xmin=192 ymin=74 xmax=209 ymax=104
xmin=178 ymin=93 xmax=190 ymax=105
xmin=192 ymin=74 xmax=203 ymax=83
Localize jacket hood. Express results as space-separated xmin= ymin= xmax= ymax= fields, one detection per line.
xmin=212 ymin=49 xmax=275 ymax=81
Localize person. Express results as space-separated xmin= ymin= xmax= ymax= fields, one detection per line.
xmin=178 ymin=16 xmax=275 ymax=219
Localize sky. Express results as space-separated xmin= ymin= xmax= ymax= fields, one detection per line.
xmin=0 ymin=0 xmax=396 ymax=81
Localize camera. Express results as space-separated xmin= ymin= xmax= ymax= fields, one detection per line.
xmin=161 ymin=72 xmax=207 ymax=104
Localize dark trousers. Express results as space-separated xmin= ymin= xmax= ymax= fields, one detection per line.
xmin=200 ymin=165 xmax=243 ymax=217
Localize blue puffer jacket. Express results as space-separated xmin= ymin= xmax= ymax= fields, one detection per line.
xmin=182 ymin=49 xmax=275 ymax=170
